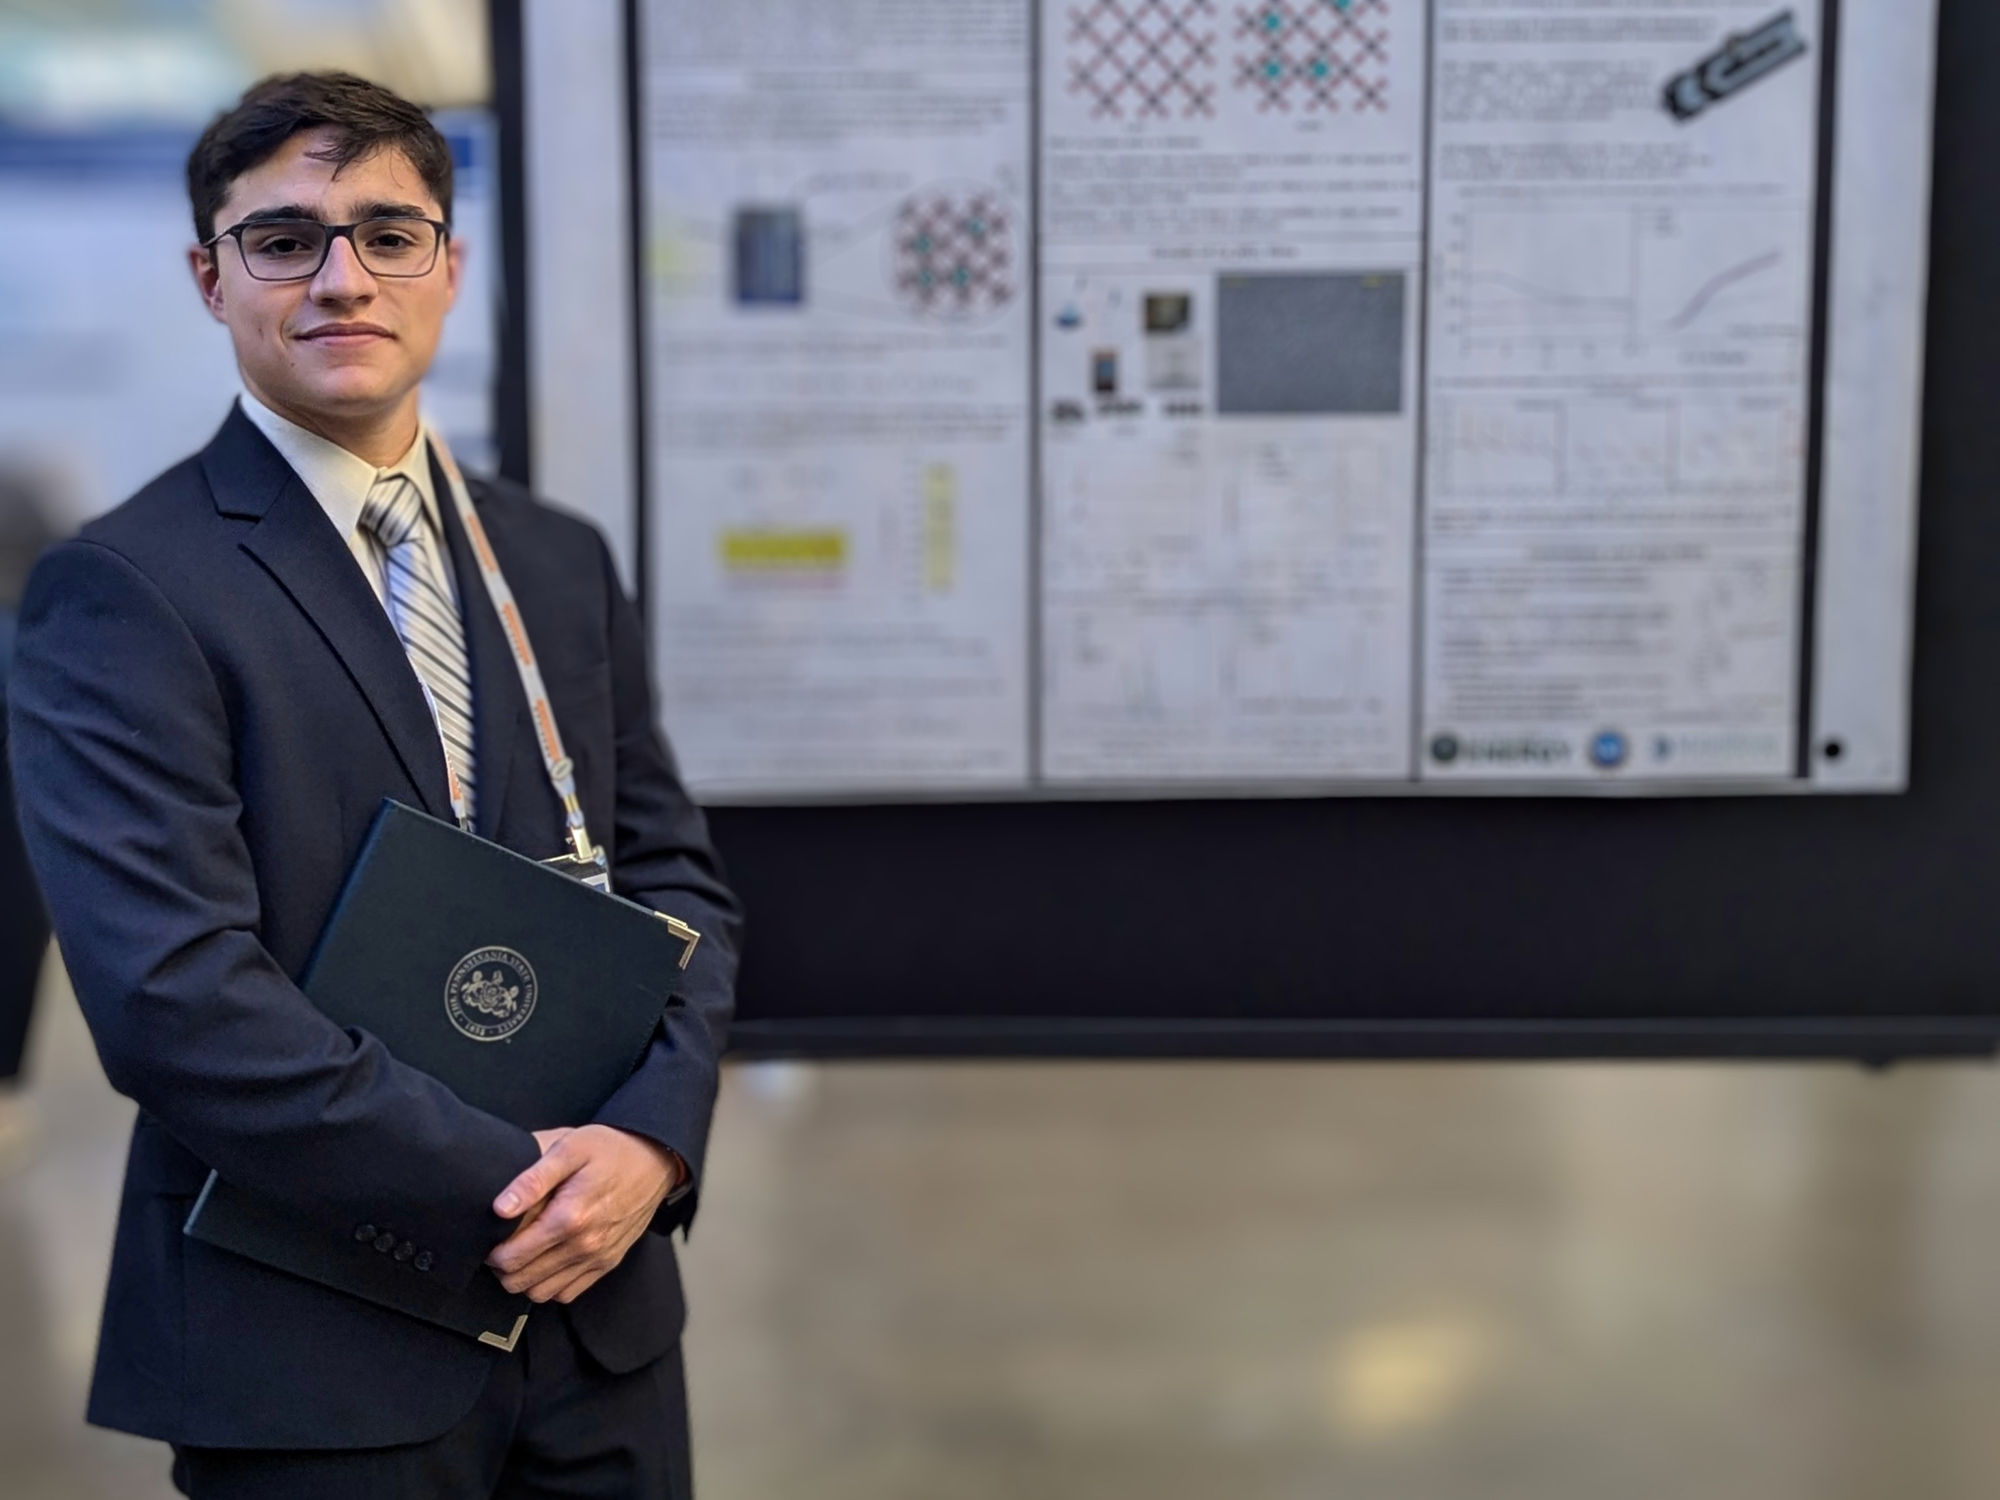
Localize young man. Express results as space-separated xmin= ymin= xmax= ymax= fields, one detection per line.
xmin=7 ymin=73 xmax=739 ymax=1498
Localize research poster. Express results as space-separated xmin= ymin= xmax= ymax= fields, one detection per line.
xmin=1421 ymin=2 xmax=1821 ymax=782
xmin=636 ymin=0 xmax=1925 ymax=799
xmin=637 ymin=1 xmax=1034 ymax=796
xmin=1039 ymin=0 xmax=1427 ymax=782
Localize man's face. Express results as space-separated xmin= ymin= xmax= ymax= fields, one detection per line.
xmin=189 ymin=128 xmax=462 ymax=433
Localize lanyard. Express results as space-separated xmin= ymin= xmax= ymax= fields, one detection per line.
xmin=419 ymin=423 xmax=605 ymax=881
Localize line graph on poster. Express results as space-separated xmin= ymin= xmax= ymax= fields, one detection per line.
xmin=1438 ymin=202 xmax=1810 ymax=372
xmin=1637 ymin=206 xmax=1804 ymax=340
xmin=1433 ymin=394 xmax=1803 ymax=497
xmin=1452 ymin=208 xmax=1636 ymax=346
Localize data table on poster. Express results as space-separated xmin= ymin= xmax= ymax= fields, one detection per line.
xmin=634 ymin=0 xmax=1926 ymax=801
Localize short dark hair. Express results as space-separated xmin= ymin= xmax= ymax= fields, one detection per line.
xmin=187 ymin=72 xmax=454 ymax=242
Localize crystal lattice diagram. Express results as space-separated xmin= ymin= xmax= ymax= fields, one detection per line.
xmin=1234 ymin=0 xmax=1391 ymax=113
xmin=892 ymin=191 xmax=1017 ymax=317
xmin=1066 ymin=1 xmax=1220 ymax=120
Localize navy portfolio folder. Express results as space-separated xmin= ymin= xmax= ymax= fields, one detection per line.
xmin=184 ymin=800 xmax=700 ymax=1348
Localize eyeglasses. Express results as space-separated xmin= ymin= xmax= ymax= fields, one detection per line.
xmin=204 ymin=216 xmax=450 ymax=282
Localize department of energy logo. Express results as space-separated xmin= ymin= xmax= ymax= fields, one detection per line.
xmin=445 ymin=947 xmax=538 ymax=1042
xmin=1430 ymin=732 xmax=1570 ymax=767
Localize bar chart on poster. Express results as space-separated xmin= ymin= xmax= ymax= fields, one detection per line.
xmin=632 ymin=0 xmax=1926 ymax=802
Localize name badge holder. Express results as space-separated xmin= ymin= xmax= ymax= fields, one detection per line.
xmin=423 ymin=424 xmax=609 ymax=893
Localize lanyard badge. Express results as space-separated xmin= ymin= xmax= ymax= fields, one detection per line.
xmin=423 ymin=424 xmax=609 ymax=892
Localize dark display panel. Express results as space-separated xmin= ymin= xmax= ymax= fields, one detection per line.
xmin=495 ymin=1 xmax=1987 ymax=1059
xmin=711 ymin=0 xmax=1986 ymax=1061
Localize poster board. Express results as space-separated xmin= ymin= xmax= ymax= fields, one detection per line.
xmin=512 ymin=0 xmax=1994 ymax=1058
xmin=627 ymin=0 xmax=1927 ymax=800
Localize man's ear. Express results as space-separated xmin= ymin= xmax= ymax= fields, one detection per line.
xmin=188 ymin=244 xmax=227 ymax=322
xmin=443 ymin=233 xmax=466 ymax=312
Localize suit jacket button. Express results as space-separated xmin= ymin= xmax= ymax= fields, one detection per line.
xmin=374 ymin=1232 xmax=397 ymax=1254
xmin=394 ymin=1240 xmax=417 ymax=1263
xmin=354 ymin=1224 xmax=378 ymax=1243
xmin=414 ymin=1251 xmax=435 ymax=1273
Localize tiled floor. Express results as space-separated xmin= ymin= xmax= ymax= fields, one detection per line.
xmin=7 ymin=965 xmax=2000 ymax=1498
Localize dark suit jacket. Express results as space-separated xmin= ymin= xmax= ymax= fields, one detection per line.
xmin=7 ymin=405 xmax=741 ymax=1450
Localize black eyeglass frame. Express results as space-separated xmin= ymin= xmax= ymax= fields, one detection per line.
xmin=202 ymin=216 xmax=454 ymax=282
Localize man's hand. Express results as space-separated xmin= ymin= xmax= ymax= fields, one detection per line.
xmin=486 ymin=1124 xmax=685 ymax=1304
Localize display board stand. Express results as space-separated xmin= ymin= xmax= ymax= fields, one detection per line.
xmin=498 ymin=0 xmax=1995 ymax=1062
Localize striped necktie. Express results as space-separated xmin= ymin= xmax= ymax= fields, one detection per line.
xmin=359 ymin=472 xmax=476 ymax=823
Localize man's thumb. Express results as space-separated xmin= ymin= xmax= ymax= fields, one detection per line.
xmin=495 ymin=1138 xmax=575 ymax=1217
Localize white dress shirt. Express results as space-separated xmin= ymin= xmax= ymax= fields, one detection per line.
xmin=237 ymin=390 xmax=460 ymax=611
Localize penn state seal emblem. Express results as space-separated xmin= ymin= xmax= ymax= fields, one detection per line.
xmin=444 ymin=947 xmax=539 ymax=1041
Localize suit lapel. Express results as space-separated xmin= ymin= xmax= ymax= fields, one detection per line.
xmin=432 ymin=451 xmax=525 ymax=843
xmin=206 ymin=405 xmax=456 ymax=822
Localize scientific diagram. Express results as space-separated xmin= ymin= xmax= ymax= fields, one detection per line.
xmin=1065 ymin=0 xmax=1219 ymax=120
xmin=892 ymin=190 xmax=1018 ymax=318
xmin=1455 ymin=208 xmax=1636 ymax=346
xmin=1637 ymin=207 xmax=1799 ymax=339
xmin=1432 ymin=394 xmax=1801 ymax=498
xmin=1233 ymin=0 xmax=1392 ymax=113
xmin=1436 ymin=203 xmax=1810 ymax=386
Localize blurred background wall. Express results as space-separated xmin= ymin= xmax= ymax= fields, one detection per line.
xmin=0 ymin=0 xmax=498 ymax=539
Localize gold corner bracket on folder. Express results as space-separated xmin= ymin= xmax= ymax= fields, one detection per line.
xmin=478 ymin=1313 xmax=529 ymax=1352
xmin=655 ymin=913 xmax=701 ymax=971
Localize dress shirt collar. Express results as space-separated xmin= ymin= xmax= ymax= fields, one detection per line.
xmin=237 ymin=390 xmax=442 ymax=544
